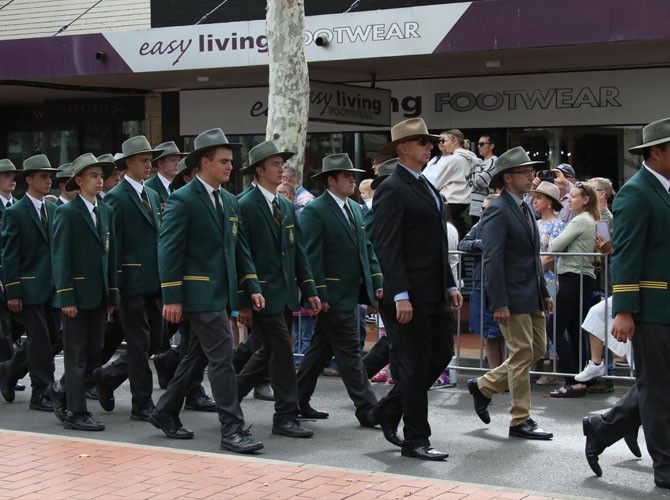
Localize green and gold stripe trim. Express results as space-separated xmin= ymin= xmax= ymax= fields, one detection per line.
xmin=239 ymin=274 xmax=258 ymax=285
xmin=640 ymin=281 xmax=668 ymax=289
xmin=183 ymin=275 xmax=210 ymax=281
xmin=161 ymin=281 xmax=183 ymax=288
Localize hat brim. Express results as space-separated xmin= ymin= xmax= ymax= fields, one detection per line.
xmin=185 ymin=142 xmax=243 ymax=169
xmin=312 ymin=167 xmax=366 ymax=180
xmin=169 ymin=165 xmax=197 ymax=191
xmin=371 ymin=174 xmax=391 ymax=190
xmin=65 ymin=161 xmax=116 ymax=192
xmin=239 ymin=151 xmax=295 ymax=175
xmin=628 ymin=136 xmax=670 ymax=154
xmin=490 ymin=160 xmax=545 ymax=186
xmin=529 ymin=188 xmax=563 ymax=211
xmin=379 ymin=134 xmax=441 ymax=156
xmin=15 ymin=167 xmax=60 ymax=181
xmin=116 ymin=148 xmax=164 ymax=163
xmin=152 ymin=151 xmax=188 ymax=163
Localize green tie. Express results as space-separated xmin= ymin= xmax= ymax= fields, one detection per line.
xmin=213 ymin=189 xmax=225 ymax=227
xmin=272 ymin=196 xmax=282 ymax=226
xmin=343 ymin=201 xmax=356 ymax=233
xmin=140 ymin=189 xmax=154 ymax=223
xmin=39 ymin=203 xmax=48 ymax=233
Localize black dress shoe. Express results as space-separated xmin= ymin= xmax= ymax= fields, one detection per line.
xmin=272 ymin=419 xmax=314 ymax=438
xmin=379 ymin=414 xmax=403 ymax=447
xmin=85 ymin=386 xmax=99 ymax=400
xmin=624 ymin=428 xmax=642 ymax=458
xmin=185 ymin=395 xmax=216 ymax=412
xmin=401 ymin=446 xmax=449 ymax=461
xmin=357 ymin=409 xmax=378 ymax=428
xmin=14 ymin=381 xmax=25 ymax=392
xmin=92 ymin=368 xmax=115 ymax=412
xmin=63 ymin=411 xmax=105 ymax=431
xmin=149 ymin=410 xmax=194 ymax=439
xmin=48 ymin=382 xmax=67 ymax=423
xmin=29 ymin=392 xmax=54 ymax=412
xmin=0 ymin=361 xmax=16 ymax=403
xmin=220 ymin=431 xmax=264 ymax=453
xmin=509 ymin=418 xmax=553 ymax=440
xmin=467 ymin=378 xmax=491 ymax=424
xmin=583 ymin=416 xmax=605 ymax=476
xmin=298 ymin=403 xmax=329 ymax=419
xmin=131 ymin=407 xmax=154 ymax=421
xmin=253 ymin=382 xmax=275 ymax=401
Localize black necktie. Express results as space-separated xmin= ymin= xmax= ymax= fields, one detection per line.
xmin=419 ymin=175 xmax=439 ymax=208
xmin=140 ymin=189 xmax=153 ymax=222
xmin=521 ymin=202 xmax=535 ymax=230
xmin=343 ymin=201 xmax=356 ymax=232
xmin=92 ymin=206 xmax=99 ymax=228
xmin=272 ymin=196 xmax=282 ymax=226
xmin=213 ymin=189 xmax=225 ymax=227
xmin=5 ymin=201 xmax=10 ymax=208
xmin=39 ymin=204 xmax=48 ymax=232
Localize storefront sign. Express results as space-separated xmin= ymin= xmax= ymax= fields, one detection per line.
xmin=180 ymin=68 xmax=670 ymax=135
xmin=309 ymin=82 xmax=390 ymax=127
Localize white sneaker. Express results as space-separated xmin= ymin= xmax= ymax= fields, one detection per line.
xmin=575 ymin=361 xmax=606 ymax=382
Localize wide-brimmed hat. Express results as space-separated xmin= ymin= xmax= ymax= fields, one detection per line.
xmin=169 ymin=158 xmax=194 ymax=191
xmin=0 ymin=159 xmax=17 ymax=173
xmin=66 ymin=153 xmax=116 ymax=192
xmin=490 ymin=146 xmax=544 ymax=187
xmin=115 ymin=136 xmax=163 ymax=167
xmin=628 ymin=117 xmax=670 ymax=154
xmin=371 ymin=158 xmax=399 ymax=189
xmin=380 ymin=118 xmax=440 ymax=156
xmin=185 ymin=128 xmax=242 ymax=169
xmin=55 ymin=163 xmax=73 ymax=181
xmin=152 ymin=141 xmax=187 ymax=163
xmin=530 ymin=181 xmax=563 ymax=211
xmin=240 ymin=140 xmax=295 ymax=175
xmin=16 ymin=154 xmax=60 ymax=181
xmin=111 ymin=153 xmax=126 ymax=170
xmin=312 ymin=153 xmax=365 ymax=179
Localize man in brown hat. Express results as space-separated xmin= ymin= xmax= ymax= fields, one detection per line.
xmin=582 ymin=117 xmax=670 ymax=489
xmin=467 ymin=146 xmax=554 ymax=440
xmin=296 ymin=153 xmax=381 ymax=427
xmin=372 ymin=118 xmax=462 ymax=461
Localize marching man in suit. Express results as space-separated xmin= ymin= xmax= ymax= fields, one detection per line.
xmin=235 ymin=140 xmax=320 ymax=438
xmin=467 ymin=146 xmax=554 ymax=440
xmin=582 ymin=117 xmax=670 ymax=489
xmin=150 ymin=128 xmax=265 ymax=454
xmin=296 ymin=153 xmax=381 ymax=427
xmin=91 ymin=136 xmax=164 ymax=422
xmin=372 ymin=119 xmax=462 ymax=461
xmin=50 ymin=153 xmax=118 ymax=430
xmin=146 ymin=141 xmax=187 ymax=210
xmin=0 ymin=155 xmax=60 ymax=412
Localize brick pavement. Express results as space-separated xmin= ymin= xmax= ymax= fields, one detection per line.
xmin=0 ymin=429 xmax=585 ymax=500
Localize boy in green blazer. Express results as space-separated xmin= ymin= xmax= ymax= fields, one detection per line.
xmin=146 ymin=141 xmax=187 ymax=210
xmin=236 ymin=140 xmax=320 ymax=438
xmin=0 ymin=155 xmax=59 ymax=411
xmin=49 ymin=153 xmax=118 ymax=431
xmin=296 ymin=153 xmax=382 ymax=427
xmin=151 ymin=128 xmax=265 ymax=454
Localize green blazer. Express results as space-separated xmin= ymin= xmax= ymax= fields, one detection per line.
xmin=237 ymin=182 xmax=255 ymax=200
xmin=159 ymin=177 xmax=261 ymax=313
xmin=301 ymin=191 xmax=382 ymax=311
xmin=1 ymin=196 xmax=56 ymax=304
xmin=105 ymin=179 xmax=162 ymax=296
xmin=145 ymin=174 xmax=170 ymax=207
xmin=612 ymin=166 xmax=670 ymax=324
xmin=51 ymin=196 xmax=118 ymax=309
xmin=54 ymin=198 xmax=64 ymax=207
xmin=238 ymin=186 xmax=317 ymax=315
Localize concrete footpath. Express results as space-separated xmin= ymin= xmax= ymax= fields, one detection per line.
xmin=0 ymin=429 xmax=580 ymax=500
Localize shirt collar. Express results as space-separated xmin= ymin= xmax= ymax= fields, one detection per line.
xmin=79 ymin=193 xmax=97 ymax=212
xmin=0 ymin=194 xmax=13 ymax=206
xmin=643 ymin=162 xmax=670 ymax=192
xmin=257 ymin=183 xmax=276 ymax=205
xmin=326 ymin=188 xmax=347 ymax=209
xmin=157 ymin=172 xmax=172 ymax=192
xmin=25 ymin=192 xmax=44 ymax=212
xmin=124 ymin=175 xmax=144 ymax=196
xmin=505 ymin=189 xmax=524 ymax=207
xmin=195 ymin=175 xmax=218 ymax=196
xmin=398 ymin=163 xmax=421 ymax=180
xmin=58 ymin=196 xmax=70 ymax=205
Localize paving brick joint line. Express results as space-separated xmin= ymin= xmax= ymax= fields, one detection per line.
xmin=0 ymin=429 xmax=585 ymax=500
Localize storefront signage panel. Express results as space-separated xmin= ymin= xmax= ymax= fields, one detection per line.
xmin=181 ymin=68 xmax=670 ymax=135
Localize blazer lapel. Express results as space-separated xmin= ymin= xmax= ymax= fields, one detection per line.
xmin=641 ymin=167 xmax=670 ymax=210
xmin=22 ymin=197 xmax=48 ymax=242
xmin=398 ymin=166 xmax=441 ymax=214
xmin=75 ymin=197 xmax=102 ymax=243
xmin=503 ymin=191 xmax=535 ymax=243
xmin=325 ymin=192 xmax=357 ymax=245
xmin=122 ymin=179 xmax=154 ymax=227
xmin=193 ymin=178 xmax=222 ymax=232
xmin=253 ymin=187 xmax=280 ymax=244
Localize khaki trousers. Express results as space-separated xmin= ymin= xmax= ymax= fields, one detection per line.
xmin=477 ymin=310 xmax=546 ymax=426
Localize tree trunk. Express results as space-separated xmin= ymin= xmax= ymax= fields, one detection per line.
xmin=266 ymin=0 xmax=309 ymax=180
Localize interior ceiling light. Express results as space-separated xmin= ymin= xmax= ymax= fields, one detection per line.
xmin=485 ymin=60 xmax=501 ymax=69
xmin=196 ymin=76 xmax=210 ymax=82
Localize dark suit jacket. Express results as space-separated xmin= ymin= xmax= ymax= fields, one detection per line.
xmin=301 ymin=191 xmax=382 ymax=311
xmin=51 ymin=196 xmax=118 ymax=309
xmin=1 ymin=196 xmax=56 ymax=304
xmin=612 ymin=166 xmax=670 ymax=324
xmin=372 ymin=165 xmax=456 ymax=306
xmin=158 ymin=177 xmax=260 ymax=313
xmin=480 ymin=189 xmax=549 ymax=314
xmin=104 ymin=179 xmax=162 ymax=296
xmin=238 ymin=186 xmax=317 ymax=315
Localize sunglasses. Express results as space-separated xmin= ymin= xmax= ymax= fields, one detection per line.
xmin=477 ymin=142 xmax=491 ymax=147
xmin=405 ymin=137 xmax=433 ymax=147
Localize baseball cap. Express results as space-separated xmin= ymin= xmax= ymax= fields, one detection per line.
xmin=555 ymin=163 xmax=576 ymax=178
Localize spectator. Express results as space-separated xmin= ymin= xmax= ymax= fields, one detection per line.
xmin=468 ymin=134 xmax=498 ymax=224
xmin=553 ymin=164 xmax=577 ymax=223
xmin=423 ymin=129 xmax=479 ymax=238
xmin=370 ymin=153 xmax=391 ymax=176
xmin=548 ymin=182 xmax=599 ymax=398
xmin=588 ymin=177 xmax=615 ymax=225
xmin=458 ymin=194 xmax=504 ymax=369
xmin=276 ymin=181 xmax=296 ymax=204
xmin=359 ymin=179 xmax=374 ymax=215
xmin=282 ymin=164 xmax=314 ymax=217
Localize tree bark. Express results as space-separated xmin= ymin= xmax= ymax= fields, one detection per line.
xmin=266 ymin=0 xmax=309 ymax=180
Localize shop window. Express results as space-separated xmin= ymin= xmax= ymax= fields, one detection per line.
xmin=6 ymin=130 xmax=78 ymax=168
